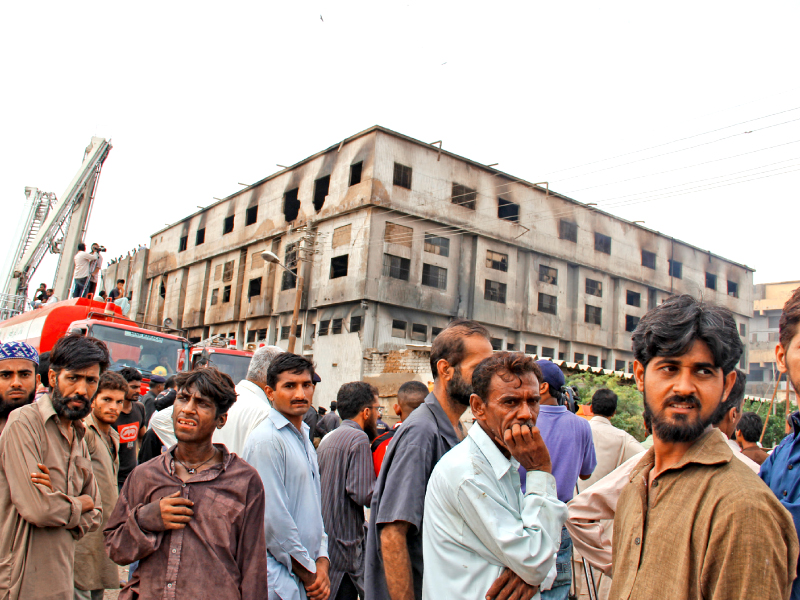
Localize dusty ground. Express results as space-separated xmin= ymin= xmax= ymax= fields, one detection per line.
xmin=101 ymin=565 xmax=127 ymax=599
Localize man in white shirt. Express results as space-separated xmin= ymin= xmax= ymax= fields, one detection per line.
xmin=577 ymin=389 xmax=644 ymax=493
xmin=423 ymin=352 xmax=567 ymax=600
xmin=71 ymin=243 xmax=100 ymax=298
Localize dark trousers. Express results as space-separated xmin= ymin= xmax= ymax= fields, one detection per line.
xmin=335 ymin=575 xmax=360 ymax=600
xmin=72 ymin=277 xmax=89 ymax=298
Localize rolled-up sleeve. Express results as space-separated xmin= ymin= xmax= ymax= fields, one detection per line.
xmin=455 ymin=470 xmax=567 ymax=587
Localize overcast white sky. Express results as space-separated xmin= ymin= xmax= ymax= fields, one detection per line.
xmin=2 ymin=1 xmax=799 ymax=292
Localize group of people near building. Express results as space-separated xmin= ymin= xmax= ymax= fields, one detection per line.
xmin=2 ymin=287 xmax=800 ymax=599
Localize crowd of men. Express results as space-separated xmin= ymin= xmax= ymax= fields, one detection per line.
xmin=1 ymin=287 xmax=800 ymax=599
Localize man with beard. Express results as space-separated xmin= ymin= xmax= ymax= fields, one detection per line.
xmin=0 ymin=341 xmax=40 ymax=433
xmin=611 ymin=294 xmax=797 ymax=600
xmin=115 ymin=366 xmax=147 ymax=490
xmin=761 ymin=285 xmax=800 ymax=599
xmin=0 ymin=333 xmax=105 ymax=600
xmin=318 ymin=382 xmax=380 ymax=600
xmin=366 ymin=319 xmax=534 ymax=600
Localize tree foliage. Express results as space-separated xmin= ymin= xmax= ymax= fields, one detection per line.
xmin=742 ymin=399 xmax=793 ymax=449
xmin=565 ymin=372 xmax=646 ymax=441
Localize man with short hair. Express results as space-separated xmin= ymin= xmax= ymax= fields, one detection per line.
xmin=114 ymin=366 xmax=147 ymax=490
xmin=578 ymin=388 xmax=643 ymax=492
xmin=72 ymin=243 xmax=101 ymax=298
xmin=423 ymin=352 xmax=567 ymax=600
xmin=108 ymin=279 xmax=126 ymax=301
xmin=244 ymin=353 xmax=330 ymax=600
xmin=317 ymin=401 xmax=341 ymax=438
xmin=371 ymin=380 xmax=428 ymax=476
xmin=105 ymin=368 xmax=268 ymax=600
xmin=0 ymin=334 xmax=105 ymax=599
xmin=74 ymin=371 xmax=126 ymax=600
xmin=367 ymin=319 xmax=535 ymax=600
xmin=736 ymin=412 xmax=769 ymax=465
xmin=611 ymin=294 xmax=797 ymax=599
xmin=521 ymin=359 xmax=595 ymax=600
xmin=0 ymin=341 xmax=40 ymax=433
xmin=709 ymin=369 xmax=760 ymax=473
xmin=142 ymin=374 xmax=166 ymax=425
xmin=760 ymin=286 xmax=800 ymax=599
xmin=318 ymin=382 xmax=380 ymax=600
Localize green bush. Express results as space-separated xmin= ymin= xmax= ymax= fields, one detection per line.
xmin=566 ymin=372 xmax=646 ymax=441
xmin=742 ymin=399 xmax=792 ymax=449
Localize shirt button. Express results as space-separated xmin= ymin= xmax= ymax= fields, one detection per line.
xmin=171 ymin=548 xmax=177 ymax=553
xmin=784 ymin=490 xmax=788 ymax=497
xmin=634 ymin=537 xmax=641 ymax=545
xmin=181 ymin=483 xmax=186 ymax=488
xmin=789 ymin=464 xmax=794 ymax=470
xmin=167 ymin=583 xmax=173 ymax=588
xmin=652 ymin=481 xmax=659 ymax=488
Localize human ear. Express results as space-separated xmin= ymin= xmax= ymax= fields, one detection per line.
xmin=470 ymin=394 xmax=485 ymax=419
xmin=48 ymin=369 xmax=57 ymax=389
xmin=217 ymin=413 xmax=228 ymax=429
xmin=633 ymin=361 xmax=645 ymax=392
xmin=437 ymin=359 xmax=453 ymax=383
xmin=776 ymin=343 xmax=788 ymax=373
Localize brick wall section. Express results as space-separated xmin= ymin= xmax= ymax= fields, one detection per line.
xmin=363 ymin=349 xmax=431 ymax=375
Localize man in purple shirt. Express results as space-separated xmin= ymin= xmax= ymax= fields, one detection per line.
xmin=520 ymin=359 xmax=596 ymax=600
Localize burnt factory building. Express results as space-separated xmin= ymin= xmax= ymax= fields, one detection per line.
xmin=127 ymin=126 xmax=754 ymax=407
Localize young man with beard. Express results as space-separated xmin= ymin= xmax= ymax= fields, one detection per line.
xmin=115 ymin=366 xmax=147 ymax=490
xmin=0 ymin=341 xmax=40 ymax=433
xmin=318 ymin=382 xmax=380 ymax=600
xmin=366 ymin=319 xmax=533 ymax=600
xmin=74 ymin=371 xmax=126 ymax=600
xmin=423 ymin=353 xmax=567 ymax=600
xmin=0 ymin=334 xmax=105 ymax=600
xmin=104 ymin=367 xmax=268 ymax=600
xmin=611 ymin=294 xmax=798 ymax=600
xmin=243 ymin=353 xmax=330 ymax=600
xmin=760 ymin=286 xmax=800 ymax=599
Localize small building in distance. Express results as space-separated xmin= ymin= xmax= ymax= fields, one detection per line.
xmin=135 ymin=126 xmax=754 ymax=407
xmin=749 ymin=280 xmax=799 ymax=406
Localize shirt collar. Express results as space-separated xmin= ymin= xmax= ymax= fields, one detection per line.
xmin=539 ymin=404 xmax=567 ymax=414
xmin=268 ymin=408 xmax=310 ymax=435
xmin=341 ymin=419 xmax=363 ymax=431
xmin=165 ymin=443 xmax=233 ymax=480
xmin=38 ymin=393 xmax=86 ymax=439
xmin=629 ymin=427 xmax=732 ymax=482
xmin=237 ymin=379 xmax=271 ymax=406
xmin=84 ymin=412 xmax=120 ymax=442
xmin=591 ymin=415 xmax=612 ymax=425
xmin=427 ymin=392 xmax=460 ymax=446
xmin=468 ymin=422 xmax=515 ymax=479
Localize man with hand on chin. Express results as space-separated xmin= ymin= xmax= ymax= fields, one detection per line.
xmin=423 ymin=352 xmax=567 ymax=600
xmin=0 ymin=334 xmax=105 ymax=600
xmin=244 ymin=353 xmax=330 ymax=600
xmin=104 ymin=367 xmax=267 ymax=600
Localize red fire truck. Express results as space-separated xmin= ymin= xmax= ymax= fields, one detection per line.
xmin=189 ymin=336 xmax=253 ymax=383
xmin=0 ymin=297 xmax=190 ymax=392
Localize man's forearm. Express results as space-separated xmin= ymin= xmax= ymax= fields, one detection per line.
xmin=381 ymin=523 xmax=414 ymax=600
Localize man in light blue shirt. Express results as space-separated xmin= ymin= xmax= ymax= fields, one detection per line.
xmin=243 ymin=353 xmax=330 ymax=600
xmin=423 ymin=352 xmax=567 ymax=600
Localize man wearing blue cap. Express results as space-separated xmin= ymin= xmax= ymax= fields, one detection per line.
xmin=519 ymin=359 xmax=596 ymax=600
xmin=0 ymin=341 xmax=40 ymax=434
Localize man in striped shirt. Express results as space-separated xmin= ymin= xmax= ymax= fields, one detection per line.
xmin=318 ymin=382 xmax=380 ymax=600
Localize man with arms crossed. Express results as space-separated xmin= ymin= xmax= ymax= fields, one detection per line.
xmin=104 ymin=367 xmax=267 ymax=599
xmin=244 ymin=353 xmax=330 ymax=600
xmin=0 ymin=334 xmax=105 ymax=600
xmin=423 ymin=352 xmax=566 ymax=600
xmin=610 ymin=294 xmax=797 ymax=599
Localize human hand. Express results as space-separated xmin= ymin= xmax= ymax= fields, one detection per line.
xmin=78 ymin=495 xmax=95 ymax=513
xmin=486 ymin=568 xmax=538 ymax=600
xmin=504 ymin=423 xmax=551 ymax=473
xmin=159 ymin=491 xmax=194 ymax=529
xmin=305 ymin=557 xmax=330 ymax=600
xmin=31 ymin=463 xmax=54 ymax=492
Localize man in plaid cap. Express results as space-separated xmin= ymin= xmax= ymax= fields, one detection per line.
xmin=0 ymin=341 xmax=40 ymax=434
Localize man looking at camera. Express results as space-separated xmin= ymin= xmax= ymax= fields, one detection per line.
xmin=423 ymin=352 xmax=566 ymax=600
xmin=104 ymin=367 xmax=267 ymax=600
xmin=0 ymin=341 xmax=40 ymax=434
xmin=0 ymin=334 xmax=105 ymax=600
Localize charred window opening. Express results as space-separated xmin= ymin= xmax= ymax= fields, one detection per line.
xmin=246 ymin=205 xmax=258 ymax=226
xmin=196 ymin=228 xmax=205 ymax=246
xmin=525 ymin=344 xmax=537 ymax=355
xmin=411 ymin=324 xmax=427 ymax=342
xmin=350 ymin=315 xmax=362 ymax=333
xmin=280 ymin=326 xmax=290 ymax=340
xmin=330 ymin=255 xmax=349 ymax=279
xmin=332 ymin=319 xmax=343 ymax=334
xmin=542 ymin=347 xmax=555 ymax=359
xmin=490 ymin=338 xmax=503 ymax=351
xmin=594 ymin=233 xmax=611 ymax=254
xmin=313 ymin=176 xmax=330 ymax=212
xmin=585 ymin=279 xmax=603 ymax=297
xmin=626 ymin=315 xmax=640 ymax=332
xmin=283 ymin=188 xmax=300 ymax=222
xmin=574 ymin=353 xmax=585 ymax=364
xmin=210 ymin=289 xmax=219 ymax=305
xmin=424 ymin=234 xmax=450 ymax=257
xmin=452 ymin=183 xmax=476 ymax=209
xmin=393 ymin=163 xmax=412 ymax=189
xmin=247 ymin=330 xmax=256 ymax=343
xmin=179 ymin=236 xmax=188 ymax=252
xmin=728 ymin=280 xmax=739 ymax=298
xmin=223 ymin=285 xmax=232 ymax=303
xmin=487 ymin=251 xmax=509 ymax=272
xmin=615 ymin=359 xmax=626 ymax=371
xmin=588 ymin=355 xmax=599 ymax=367
xmin=350 ymin=162 xmax=363 ymax=186
xmin=484 ymin=280 xmax=507 ymax=304
xmin=432 ymin=327 xmax=443 ymax=340
xmin=498 ymin=197 xmax=519 ymax=223
xmin=248 ymin=277 xmax=262 ymax=299
xmin=507 ymin=343 xmax=516 ymax=351
xmin=281 ymin=243 xmax=298 ymax=291
xmin=626 ymin=290 xmax=641 ymax=307
xmin=422 ymin=264 xmax=447 ymax=290
xmin=539 ymin=265 xmax=557 ymax=284
xmin=538 ymin=293 xmax=557 ymax=315
xmin=383 ymin=254 xmax=410 ymax=281
xmin=319 ymin=320 xmax=330 ymax=336
xmin=257 ymin=329 xmax=267 ymax=341
xmin=559 ymin=220 xmax=578 ymax=243
xmin=223 ymin=216 xmax=234 ymax=235
xmin=706 ymin=272 xmax=717 ymax=290
xmin=159 ymin=281 xmax=166 ymax=299
xmin=391 ymin=320 xmax=407 ymax=338
xmin=642 ymin=250 xmax=656 ymax=269
xmin=669 ymin=259 xmax=682 ymax=279
xmin=585 ymin=305 xmax=602 ymax=325
xmin=223 ymin=261 xmax=235 ymax=282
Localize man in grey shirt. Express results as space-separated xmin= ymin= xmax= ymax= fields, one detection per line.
xmin=366 ymin=319 xmax=504 ymax=600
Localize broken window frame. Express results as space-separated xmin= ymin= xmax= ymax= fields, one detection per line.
xmin=391 ymin=319 xmax=407 ymax=338
xmin=626 ymin=314 xmax=640 ymax=332
xmin=383 ymin=254 xmax=411 ymax=281
xmin=559 ymin=220 xmax=578 ymax=243
xmin=349 ymin=162 xmax=363 ymax=186
xmin=626 ymin=290 xmax=641 ymax=307
xmin=393 ymin=163 xmax=412 ymax=189
xmin=451 ymin=183 xmax=477 ymax=209
xmin=281 ymin=243 xmax=298 ymax=291
xmin=585 ymin=278 xmax=603 ymax=297
xmin=178 ymin=236 xmax=188 ymax=252
xmin=222 ymin=285 xmax=232 ymax=303
xmin=196 ymin=228 xmax=205 ymax=246
xmin=283 ymin=188 xmax=301 ymax=222
xmin=424 ymin=234 xmax=450 ymax=257
xmin=421 ymin=264 xmax=447 ymax=290
xmin=585 ymin=304 xmax=602 ymax=325
xmin=248 ymin=277 xmax=262 ymax=300
xmin=330 ymin=255 xmax=349 ymax=279
xmin=497 ymin=197 xmax=520 ymax=223
xmin=642 ymin=250 xmax=656 ymax=269
xmin=538 ymin=293 xmax=557 ymax=315
xmin=313 ymin=175 xmax=330 ymax=212
xmin=594 ymin=232 xmax=612 ymax=254
xmin=484 ymin=279 xmax=507 ymax=304
xmin=411 ymin=323 xmax=427 ymax=342
xmin=223 ymin=215 xmax=234 ymax=235
xmin=486 ymin=250 xmax=509 ymax=272
xmin=318 ymin=320 xmax=330 ymax=336
xmin=246 ymin=205 xmax=258 ymax=226
xmin=538 ymin=265 xmax=557 ymax=284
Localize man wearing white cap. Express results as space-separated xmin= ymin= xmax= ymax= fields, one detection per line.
xmin=0 ymin=341 xmax=40 ymax=434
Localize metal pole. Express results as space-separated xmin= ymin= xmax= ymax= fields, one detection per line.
xmin=761 ymin=372 xmax=781 ymax=444
xmin=287 ymin=274 xmax=303 ymax=353
xmin=581 ymin=558 xmax=598 ymax=600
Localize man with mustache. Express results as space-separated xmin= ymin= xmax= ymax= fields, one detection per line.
xmin=114 ymin=366 xmax=147 ymax=491
xmin=0 ymin=334 xmax=105 ymax=600
xmin=611 ymin=294 xmax=798 ymax=600
xmin=0 ymin=341 xmax=40 ymax=434
xmin=366 ymin=319 xmax=507 ymax=600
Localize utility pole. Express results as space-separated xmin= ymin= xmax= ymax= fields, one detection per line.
xmin=287 ymin=226 xmax=318 ymax=354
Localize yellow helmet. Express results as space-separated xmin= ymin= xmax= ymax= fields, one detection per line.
xmin=152 ymin=366 xmax=168 ymax=377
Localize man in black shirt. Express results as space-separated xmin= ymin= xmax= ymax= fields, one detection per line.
xmin=114 ymin=367 xmax=147 ymax=490
xmin=141 ymin=374 xmax=166 ymax=425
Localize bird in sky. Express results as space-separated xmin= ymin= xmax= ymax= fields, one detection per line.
xmin=320 ymin=15 xmax=324 ymax=22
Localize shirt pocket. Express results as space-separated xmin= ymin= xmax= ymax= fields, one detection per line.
xmin=197 ymin=489 xmax=245 ymax=547
xmin=69 ymin=456 xmax=94 ymax=496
